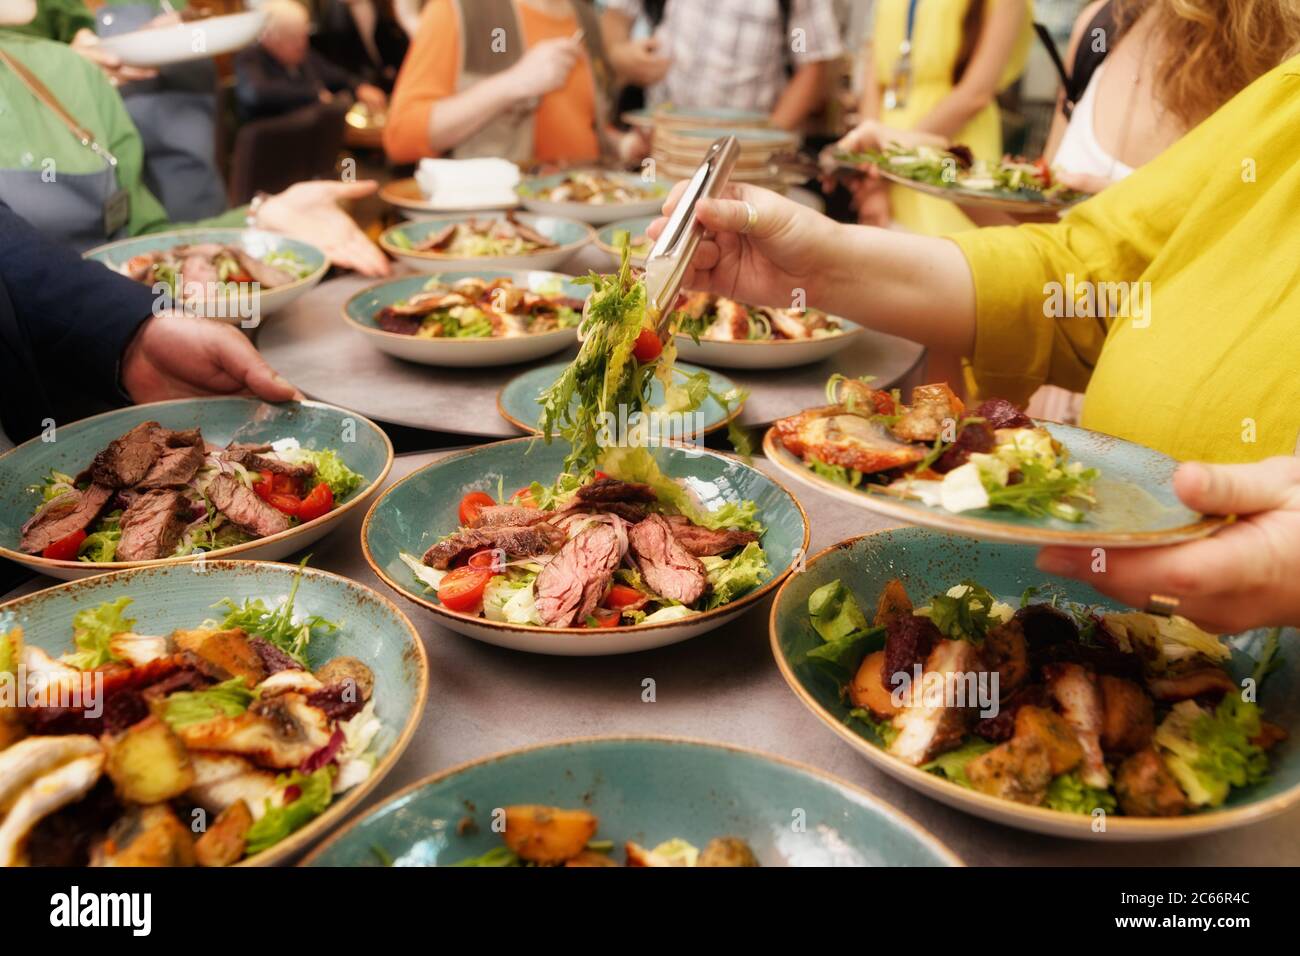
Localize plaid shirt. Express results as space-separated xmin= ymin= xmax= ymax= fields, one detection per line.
xmin=604 ymin=0 xmax=844 ymax=113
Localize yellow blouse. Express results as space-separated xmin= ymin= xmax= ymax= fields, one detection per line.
xmin=873 ymin=0 xmax=1034 ymax=235
xmin=949 ymin=56 xmax=1300 ymax=463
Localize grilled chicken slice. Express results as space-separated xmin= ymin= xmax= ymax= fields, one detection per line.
xmin=173 ymin=693 xmax=332 ymax=769
xmin=0 ymin=751 xmax=105 ymax=866
xmin=767 ymin=308 xmax=812 ymax=340
xmin=888 ymin=639 xmax=982 ymax=766
xmin=187 ymin=753 xmax=280 ymax=821
xmin=701 ymin=298 xmax=750 ymax=340
xmin=0 ymin=735 xmax=102 ymax=809
xmin=1098 ymin=675 xmax=1156 ymax=754
xmin=774 ymin=406 xmax=926 ymax=475
xmin=1114 ymin=749 xmax=1187 ymax=817
xmin=890 ymin=383 xmax=965 ymax=443
xmin=965 ymin=734 xmax=1053 ymax=805
xmin=1045 ymin=663 xmax=1111 ymax=788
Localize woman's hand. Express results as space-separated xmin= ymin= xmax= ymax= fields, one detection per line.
xmin=505 ymin=36 xmax=583 ymax=100
xmin=837 ymin=118 xmax=948 ymax=155
xmin=121 ymin=313 xmax=302 ymax=404
xmin=1036 ymin=457 xmax=1300 ymax=633
xmin=256 ymin=180 xmax=391 ymax=277
xmin=646 ymin=182 xmax=848 ymax=310
xmin=851 ymin=176 xmax=891 ymax=227
xmin=70 ymin=28 xmax=156 ymax=86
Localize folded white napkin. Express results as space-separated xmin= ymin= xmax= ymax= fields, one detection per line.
xmin=415 ymin=158 xmax=520 ymax=208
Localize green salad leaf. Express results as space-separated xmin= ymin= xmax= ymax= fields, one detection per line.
xmin=847 ymin=707 xmax=900 ymax=747
xmin=78 ymin=511 xmax=122 ymax=563
xmin=802 ymin=580 xmax=884 ymax=682
xmin=209 ymin=559 xmax=338 ymax=666
xmin=922 ymin=581 xmax=1001 ymax=644
xmin=244 ymin=766 xmax=335 ymax=855
xmin=451 ymin=846 xmax=523 ymax=867
xmin=162 ymin=678 xmax=257 ymax=729
xmin=1044 ymin=770 xmax=1117 ymax=814
xmin=65 ymin=597 xmax=135 ymax=669
xmin=1155 ymin=696 xmax=1269 ymax=807
xmin=921 ymin=738 xmax=994 ymax=788
xmin=701 ymin=541 xmax=770 ymax=610
xmin=294 ymin=448 xmax=363 ymax=500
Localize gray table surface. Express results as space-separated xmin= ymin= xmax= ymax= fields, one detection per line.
xmin=11 ymin=449 xmax=1287 ymax=866
xmin=255 ymin=271 xmax=926 ymax=437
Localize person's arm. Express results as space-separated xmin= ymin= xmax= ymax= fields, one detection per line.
xmin=856 ymin=41 xmax=881 ymax=122
xmin=392 ymin=0 xmax=422 ymax=38
xmin=770 ymin=61 xmax=828 ymax=130
xmin=771 ymin=0 xmax=843 ymax=129
xmin=912 ymin=0 xmax=1027 ymax=139
xmin=309 ymin=48 xmax=362 ymax=95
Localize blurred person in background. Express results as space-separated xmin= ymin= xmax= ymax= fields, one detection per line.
xmin=600 ymin=0 xmax=843 ymax=131
xmin=0 ymin=0 xmax=389 ymax=272
xmin=384 ymin=0 xmax=612 ymax=166
xmin=235 ymin=0 xmax=387 ymax=122
xmin=311 ymin=0 xmax=409 ymax=91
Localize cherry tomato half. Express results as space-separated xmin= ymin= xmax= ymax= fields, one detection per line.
xmin=458 ymin=490 xmax=495 ymax=525
xmin=42 ymin=528 xmax=87 ymax=561
xmin=605 ymin=584 xmax=644 ymax=608
xmin=632 ymin=328 xmax=663 ymax=363
xmin=586 ymin=607 xmax=622 ymax=628
xmin=467 ymin=548 xmax=505 ymax=572
xmin=266 ymin=493 xmax=302 ymax=517
xmin=1033 ymin=157 xmax=1052 ymax=188
xmin=509 ymin=486 xmax=538 ymax=508
xmin=437 ymin=566 xmax=494 ymax=613
xmin=296 ymin=482 xmax=334 ymax=522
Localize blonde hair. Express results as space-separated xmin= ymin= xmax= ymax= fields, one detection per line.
xmin=1114 ymin=0 xmax=1300 ymax=127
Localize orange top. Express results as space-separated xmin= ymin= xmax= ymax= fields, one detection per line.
xmin=384 ymin=0 xmax=600 ymax=165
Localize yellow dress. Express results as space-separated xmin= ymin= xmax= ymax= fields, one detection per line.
xmin=948 ymin=55 xmax=1300 ymax=463
xmin=873 ymin=0 xmax=1034 ymax=235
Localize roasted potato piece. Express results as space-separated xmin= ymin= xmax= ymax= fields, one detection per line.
xmin=697 ymin=837 xmax=760 ymax=867
xmin=502 ymin=805 xmax=598 ymax=864
xmin=848 ymin=649 xmax=900 ymax=718
xmin=1115 ymin=749 xmax=1187 ymax=817
xmin=314 ymin=656 xmax=374 ymax=702
xmin=563 ymin=850 xmax=620 ymax=867
xmin=873 ymin=578 xmax=912 ymax=629
xmin=194 ymin=800 xmax=253 ymax=867
xmin=92 ymin=804 xmax=196 ymax=867
xmin=1099 ymin=675 xmax=1155 ymax=754
xmin=104 ymin=716 xmax=195 ymax=804
xmin=172 ymin=627 xmax=265 ymax=686
xmin=1014 ymin=705 xmax=1084 ymax=775
xmin=984 ymin=618 xmax=1029 ymax=694
xmin=966 ymin=735 xmax=1053 ymax=805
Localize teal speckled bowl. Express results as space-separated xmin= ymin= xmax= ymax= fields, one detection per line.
xmin=0 ymin=398 xmax=393 ymax=581
xmin=342 ymin=270 xmax=586 ymax=367
xmin=770 ymin=527 xmax=1299 ymax=840
xmin=379 ymin=212 xmax=594 ymax=273
xmin=83 ymin=227 xmax=328 ymax=325
xmin=0 ymin=560 xmax=429 ymax=866
xmin=498 ymin=361 xmax=744 ymax=439
xmin=362 ymin=437 xmax=809 ymax=655
xmin=594 ymin=216 xmax=656 ymax=268
xmin=301 ymin=736 xmax=961 ymax=866
xmin=516 ymin=172 xmax=667 ymax=224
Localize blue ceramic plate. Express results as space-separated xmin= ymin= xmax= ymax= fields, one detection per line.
xmin=83 ymin=227 xmax=328 ymax=325
xmin=379 ymin=212 xmax=593 ymax=273
xmin=342 ymin=270 xmax=587 ymax=367
xmin=0 ymin=398 xmax=393 ymax=580
xmin=594 ymin=216 xmax=655 ymax=267
xmin=516 ymin=172 xmax=668 ymax=225
xmin=301 ymin=736 xmax=961 ymax=866
xmin=0 ymin=560 xmax=429 ymax=865
xmin=499 ymin=361 xmax=744 ymax=439
xmin=764 ymin=420 xmax=1227 ymax=548
xmin=362 ymin=436 xmax=808 ymax=655
xmin=770 ymin=527 xmax=1299 ymax=839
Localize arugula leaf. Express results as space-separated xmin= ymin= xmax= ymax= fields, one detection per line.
xmin=209 ymin=558 xmax=337 ymax=666
xmin=924 ymin=581 xmax=999 ymax=644
xmin=65 ymin=597 xmax=135 ymax=669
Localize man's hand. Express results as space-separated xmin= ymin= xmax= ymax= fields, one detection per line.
xmin=505 ymin=36 xmax=583 ymax=100
xmin=70 ymin=28 xmax=157 ymax=86
xmin=256 ymin=180 xmax=391 ymax=277
xmin=121 ymin=312 xmax=302 ymax=404
xmin=1036 ymin=457 xmax=1300 ymax=632
xmin=609 ymin=36 xmax=670 ymax=87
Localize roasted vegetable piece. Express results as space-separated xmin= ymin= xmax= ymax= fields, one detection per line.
xmin=92 ymin=804 xmax=196 ymax=867
xmin=194 ymin=799 xmax=253 ymax=867
xmin=873 ymin=578 xmax=912 ymax=629
xmin=848 ymin=649 xmax=900 ymax=718
xmin=1013 ymin=706 xmax=1083 ymax=775
xmin=965 ymin=734 xmax=1052 ymax=805
xmin=697 ymin=836 xmax=760 ymax=867
xmin=314 ymin=656 xmax=374 ymax=702
xmin=1099 ymin=675 xmax=1156 ymax=754
xmin=1114 ymin=749 xmax=1188 ymax=817
xmin=563 ymin=849 xmax=620 ymax=867
xmin=172 ymin=627 xmax=266 ymax=686
xmin=103 ymin=716 xmax=195 ymax=804
xmin=502 ymin=805 xmax=598 ymax=864
xmin=984 ymin=618 xmax=1029 ymax=694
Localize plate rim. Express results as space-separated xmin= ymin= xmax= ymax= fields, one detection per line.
xmin=378 ymin=213 xmax=594 ymax=263
xmin=768 ymin=527 xmax=1300 ymax=839
xmin=761 ymin=426 xmax=1229 ymax=548
xmin=298 ymin=732 xmax=964 ymax=867
xmin=360 ymin=436 xmax=809 ymax=640
xmin=835 ymin=157 xmax=1082 ymax=213
xmin=0 ymin=557 xmax=430 ymax=867
xmin=0 ymin=397 xmax=394 ymax=573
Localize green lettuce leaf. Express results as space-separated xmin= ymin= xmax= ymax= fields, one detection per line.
xmin=65 ymin=597 xmax=135 ymax=669
xmin=1044 ymin=770 xmax=1117 ymax=814
xmin=161 ymin=678 xmax=257 ymax=729
xmin=244 ymin=766 xmax=335 ymax=856
xmin=921 ymin=738 xmax=994 ymax=788
xmin=701 ymin=542 xmax=770 ymax=610
xmin=295 ymin=448 xmax=363 ymax=500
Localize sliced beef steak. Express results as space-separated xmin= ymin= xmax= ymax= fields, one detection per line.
xmin=90 ymin=421 xmax=164 ymax=488
xmin=467 ymin=505 xmax=553 ymax=529
xmin=233 ymin=248 xmax=296 ymax=288
xmin=139 ymin=443 xmax=206 ymax=489
xmin=576 ymin=478 xmax=656 ymax=504
xmin=223 ymin=443 xmax=315 ymax=480
xmin=375 ymin=310 xmax=422 ymax=335
xmin=534 ymin=524 xmax=623 ymax=627
xmin=116 ymin=489 xmax=190 ymax=561
xmin=664 ymin=514 xmax=760 ymax=557
xmin=628 ymin=515 xmax=708 ymax=606
xmin=207 ymin=472 xmax=292 ymax=538
xmin=19 ymin=484 xmax=114 ymax=554
xmin=423 ymin=522 xmax=566 ymax=570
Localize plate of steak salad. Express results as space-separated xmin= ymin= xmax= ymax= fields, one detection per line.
xmin=0 ymin=399 xmax=392 ymax=580
xmin=0 ymin=559 xmax=428 ymax=867
xmin=362 ymin=253 xmax=808 ymax=655
xmin=764 ymin=376 xmax=1227 ymax=548
xmin=84 ymin=228 xmax=327 ymax=323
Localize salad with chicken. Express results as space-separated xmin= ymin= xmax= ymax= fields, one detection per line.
xmin=674 ymin=291 xmax=845 ymax=342
xmin=518 ymin=171 xmax=665 ymax=206
xmin=801 ymin=576 xmax=1286 ymax=816
xmin=21 ymin=421 xmax=363 ymax=563
xmin=386 ymin=214 xmax=558 ymax=258
xmin=371 ymin=275 xmax=582 ymax=338
xmin=773 ymin=378 xmax=1098 ymax=522
xmin=840 ymin=144 xmax=1085 ymax=205
xmin=0 ymin=570 xmax=383 ymax=866
xmin=117 ymin=243 xmax=312 ymax=295
xmin=449 ymin=804 xmax=758 ymax=867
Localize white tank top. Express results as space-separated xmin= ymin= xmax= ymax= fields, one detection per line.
xmin=1054 ymin=63 xmax=1135 ymax=183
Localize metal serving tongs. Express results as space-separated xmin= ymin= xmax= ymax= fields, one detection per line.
xmin=642 ymin=134 xmax=740 ymax=338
